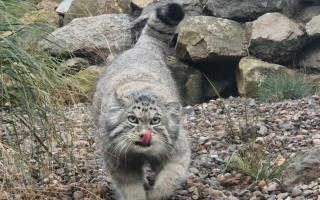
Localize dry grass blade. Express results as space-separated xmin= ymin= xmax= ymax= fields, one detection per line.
xmin=0 ymin=0 xmax=89 ymax=198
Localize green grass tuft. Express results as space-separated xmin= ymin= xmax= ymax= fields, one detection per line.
xmin=257 ymin=73 xmax=318 ymax=103
xmin=227 ymin=141 xmax=289 ymax=182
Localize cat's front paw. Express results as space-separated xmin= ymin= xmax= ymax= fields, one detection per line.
xmin=144 ymin=174 xmax=156 ymax=190
xmin=146 ymin=185 xmax=169 ymax=200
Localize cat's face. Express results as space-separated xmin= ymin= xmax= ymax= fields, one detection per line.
xmin=104 ymin=92 xmax=181 ymax=157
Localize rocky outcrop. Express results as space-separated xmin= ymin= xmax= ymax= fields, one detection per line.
xmin=236 ymin=57 xmax=295 ymax=97
xmin=249 ymin=13 xmax=305 ymax=64
xmin=203 ymin=0 xmax=299 ymax=21
xmin=39 ymin=14 xmax=132 ymax=63
xmin=297 ymin=44 xmax=320 ymax=74
xmin=281 ymin=147 xmax=320 ymax=191
xmin=34 ymin=0 xmax=320 ymax=103
xmin=306 ymin=15 xmax=320 ymax=39
xmin=176 ymin=16 xmax=247 ymax=62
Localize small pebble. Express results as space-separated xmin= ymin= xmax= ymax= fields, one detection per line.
xmin=291 ymin=186 xmax=302 ymax=197
xmin=73 ymin=191 xmax=84 ymax=200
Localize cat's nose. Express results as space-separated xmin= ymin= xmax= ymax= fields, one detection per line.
xmin=139 ymin=130 xmax=152 ymax=138
xmin=139 ymin=130 xmax=152 ymax=145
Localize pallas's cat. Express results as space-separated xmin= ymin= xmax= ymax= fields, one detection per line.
xmin=93 ymin=3 xmax=190 ymax=200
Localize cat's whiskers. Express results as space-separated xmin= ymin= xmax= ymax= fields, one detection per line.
xmin=156 ymin=137 xmax=175 ymax=159
xmin=109 ymin=136 xmax=128 ymax=156
xmin=115 ymin=138 xmax=133 ymax=162
xmin=107 ymin=135 xmax=129 ymax=148
xmin=123 ymin=140 xmax=133 ymax=163
xmin=107 ymin=141 xmax=125 ymax=156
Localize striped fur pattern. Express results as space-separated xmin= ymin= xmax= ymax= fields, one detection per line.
xmin=93 ymin=3 xmax=190 ymax=200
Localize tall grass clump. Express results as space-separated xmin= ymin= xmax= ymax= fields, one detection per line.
xmin=226 ymin=140 xmax=289 ymax=182
xmin=257 ymin=73 xmax=318 ymax=103
xmin=1 ymin=0 xmax=80 ymax=197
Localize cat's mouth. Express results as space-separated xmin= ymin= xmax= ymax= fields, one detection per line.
xmin=135 ymin=131 xmax=152 ymax=147
xmin=135 ymin=141 xmax=152 ymax=147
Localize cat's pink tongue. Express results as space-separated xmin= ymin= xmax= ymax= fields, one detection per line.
xmin=140 ymin=131 xmax=152 ymax=145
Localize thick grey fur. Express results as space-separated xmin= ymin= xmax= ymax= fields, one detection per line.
xmin=93 ymin=3 xmax=191 ymax=200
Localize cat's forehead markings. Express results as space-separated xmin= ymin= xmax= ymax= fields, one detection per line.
xmin=131 ymin=93 xmax=157 ymax=105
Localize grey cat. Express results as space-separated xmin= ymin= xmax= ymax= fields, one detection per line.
xmin=93 ymin=3 xmax=190 ymax=200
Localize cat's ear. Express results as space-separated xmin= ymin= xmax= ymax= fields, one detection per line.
xmin=114 ymin=89 xmax=131 ymax=106
xmin=165 ymin=102 xmax=181 ymax=114
xmin=165 ymin=102 xmax=181 ymax=124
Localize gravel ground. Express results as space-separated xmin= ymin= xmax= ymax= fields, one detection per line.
xmin=1 ymin=96 xmax=320 ymax=199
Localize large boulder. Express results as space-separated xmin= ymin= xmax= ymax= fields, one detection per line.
xmin=57 ymin=0 xmax=121 ymax=25
xmin=306 ymin=15 xmax=320 ymax=39
xmin=39 ymin=14 xmax=132 ymax=63
xmin=297 ymin=44 xmax=320 ymax=74
xmin=236 ymin=57 xmax=295 ymax=97
xmin=203 ymin=0 xmax=300 ymax=21
xmin=281 ymin=147 xmax=320 ymax=191
xmin=167 ymin=55 xmax=204 ymax=105
xmin=249 ymin=13 xmax=305 ymax=64
xmin=296 ymin=6 xmax=320 ymax=23
xmin=176 ymin=16 xmax=247 ymax=62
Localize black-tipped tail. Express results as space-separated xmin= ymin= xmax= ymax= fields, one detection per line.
xmin=156 ymin=3 xmax=185 ymax=26
xmin=136 ymin=3 xmax=185 ymax=47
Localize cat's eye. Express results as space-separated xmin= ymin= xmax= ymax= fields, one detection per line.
xmin=150 ymin=117 xmax=161 ymax=125
xmin=128 ymin=115 xmax=139 ymax=124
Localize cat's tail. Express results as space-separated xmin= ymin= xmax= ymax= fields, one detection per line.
xmin=137 ymin=3 xmax=185 ymax=46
